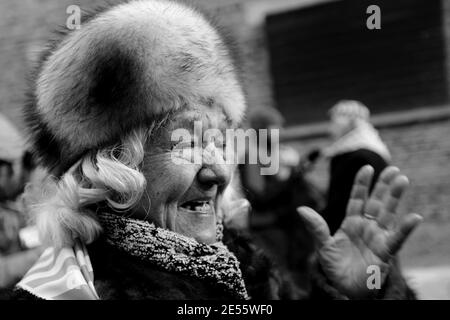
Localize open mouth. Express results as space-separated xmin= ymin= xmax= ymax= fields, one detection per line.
xmin=179 ymin=200 xmax=214 ymax=214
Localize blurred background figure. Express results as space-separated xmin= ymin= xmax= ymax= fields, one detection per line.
xmin=220 ymin=173 xmax=251 ymax=231
xmin=240 ymin=107 xmax=324 ymax=228
xmin=0 ymin=113 xmax=33 ymax=204
xmin=298 ymin=101 xmax=415 ymax=297
xmin=0 ymin=112 xmax=31 ymax=254
xmin=238 ymin=107 xmax=324 ymax=287
xmin=320 ymin=100 xmax=391 ymax=234
xmin=0 ymin=112 xmax=42 ymax=288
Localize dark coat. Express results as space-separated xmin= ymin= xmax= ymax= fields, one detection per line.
xmin=321 ymin=148 xmax=389 ymax=235
xmin=0 ymin=227 xmax=415 ymax=300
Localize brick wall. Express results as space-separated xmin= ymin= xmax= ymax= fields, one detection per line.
xmin=382 ymin=119 xmax=450 ymax=222
xmin=193 ymin=0 xmax=279 ymax=113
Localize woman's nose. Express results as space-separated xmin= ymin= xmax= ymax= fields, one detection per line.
xmin=196 ymin=164 xmax=230 ymax=189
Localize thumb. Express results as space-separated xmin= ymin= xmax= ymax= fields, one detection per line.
xmin=386 ymin=213 xmax=422 ymax=258
xmin=297 ymin=206 xmax=331 ymax=247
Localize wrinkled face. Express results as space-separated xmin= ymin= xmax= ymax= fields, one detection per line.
xmin=132 ymin=106 xmax=234 ymax=244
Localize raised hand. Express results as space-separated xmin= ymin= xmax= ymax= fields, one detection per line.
xmin=298 ymin=165 xmax=422 ymax=298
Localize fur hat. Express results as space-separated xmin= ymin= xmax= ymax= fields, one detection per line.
xmin=25 ymin=0 xmax=246 ymax=175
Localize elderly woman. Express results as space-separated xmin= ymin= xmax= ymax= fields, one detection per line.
xmin=0 ymin=0 xmax=421 ymax=300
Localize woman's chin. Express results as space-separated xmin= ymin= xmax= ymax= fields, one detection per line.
xmin=175 ymin=209 xmax=217 ymax=244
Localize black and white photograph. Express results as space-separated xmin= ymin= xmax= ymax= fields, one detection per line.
xmin=0 ymin=0 xmax=449 ymax=306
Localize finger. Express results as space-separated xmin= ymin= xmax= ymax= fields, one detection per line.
xmin=385 ymin=213 xmax=422 ymax=257
xmin=378 ymin=175 xmax=409 ymax=228
xmin=385 ymin=175 xmax=409 ymax=213
xmin=297 ymin=206 xmax=331 ymax=248
xmin=347 ymin=165 xmax=374 ymax=216
xmin=364 ymin=199 xmax=383 ymax=220
xmin=350 ymin=165 xmax=374 ymax=200
xmin=364 ymin=167 xmax=400 ymax=218
xmin=347 ymin=199 xmax=365 ymax=217
xmin=371 ymin=167 xmax=400 ymax=201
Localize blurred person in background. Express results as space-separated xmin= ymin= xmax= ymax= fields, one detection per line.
xmin=240 ymin=107 xmax=324 ymax=227
xmin=315 ymin=101 xmax=415 ymax=298
xmin=295 ymin=101 xmax=414 ymax=297
xmin=0 ymin=114 xmax=33 ymax=204
xmin=320 ymin=100 xmax=391 ymax=235
xmin=239 ymin=107 xmax=325 ymax=287
xmin=0 ymin=113 xmax=43 ymax=288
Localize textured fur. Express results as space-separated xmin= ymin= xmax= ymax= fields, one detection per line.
xmin=25 ymin=0 xmax=246 ymax=173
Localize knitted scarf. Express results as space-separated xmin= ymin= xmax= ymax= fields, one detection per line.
xmin=16 ymin=239 xmax=99 ymax=300
xmin=97 ymin=212 xmax=249 ymax=299
xmin=16 ymin=212 xmax=249 ymax=300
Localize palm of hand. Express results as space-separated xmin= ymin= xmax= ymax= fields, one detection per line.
xmin=319 ymin=216 xmax=391 ymax=298
xmin=299 ymin=166 xmax=422 ymax=299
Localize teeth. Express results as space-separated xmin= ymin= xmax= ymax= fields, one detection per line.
xmin=183 ymin=201 xmax=211 ymax=212
xmin=195 ymin=202 xmax=210 ymax=212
